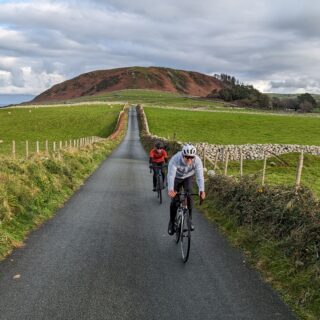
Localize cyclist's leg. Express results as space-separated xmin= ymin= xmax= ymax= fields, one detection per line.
xmin=168 ymin=178 xmax=183 ymax=235
xmin=183 ymin=176 xmax=195 ymax=230
xmin=152 ymin=167 xmax=157 ymax=191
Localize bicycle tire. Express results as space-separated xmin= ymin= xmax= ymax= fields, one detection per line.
xmin=175 ymin=214 xmax=181 ymax=243
xmin=180 ymin=209 xmax=191 ymax=263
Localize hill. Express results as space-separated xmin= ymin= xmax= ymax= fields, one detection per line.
xmin=30 ymin=66 xmax=223 ymax=103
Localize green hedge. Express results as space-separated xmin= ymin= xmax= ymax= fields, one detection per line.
xmin=206 ymin=175 xmax=320 ymax=319
xmin=207 ymin=175 xmax=320 ymax=267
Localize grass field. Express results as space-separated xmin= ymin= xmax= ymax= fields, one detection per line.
xmin=60 ymin=89 xmax=236 ymax=110
xmin=0 ymin=104 xmax=122 ymax=156
xmin=144 ymin=107 xmax=320 ymax=145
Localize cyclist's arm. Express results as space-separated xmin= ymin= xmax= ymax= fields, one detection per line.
xmin=194 ymin=156 xmax=205 ymax=192
xmin=167 ymin=157 xmax=177 ymax=192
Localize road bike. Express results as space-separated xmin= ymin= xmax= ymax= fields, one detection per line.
xmin=150 ymin=164 xmax=167 ymax=204
xmin=174 ymin=191 xmax=202 ymax=263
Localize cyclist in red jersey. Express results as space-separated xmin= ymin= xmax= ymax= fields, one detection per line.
xmin=149 ymin=141 xmax=168 ymax=191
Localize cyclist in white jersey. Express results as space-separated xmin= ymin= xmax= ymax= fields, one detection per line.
xmin=167 ymin=144 xmax=206 ymax=235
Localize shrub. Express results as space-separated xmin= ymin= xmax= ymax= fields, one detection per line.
xmin=207 ymin=175 xmax=320 ymax=267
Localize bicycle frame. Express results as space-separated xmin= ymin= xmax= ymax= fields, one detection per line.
xmin=151 ymin=164 xmax=167 ymax=204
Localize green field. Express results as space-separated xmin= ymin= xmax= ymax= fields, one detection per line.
xmin=60 ymin=89 xmax=235 ymax=110
xmin=0 ymin=104 xmax=122 ymax=156
xmin=144 ymin=107 xmax=320 ymax=145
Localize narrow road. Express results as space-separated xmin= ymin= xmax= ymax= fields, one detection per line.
xmin=0 ymin=107 xmax=297 ymax=320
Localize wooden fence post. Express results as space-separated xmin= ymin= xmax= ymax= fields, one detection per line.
xmin=262 ymin=153 xmax=267 ymax=186
xmin=12 ymin=140 xmax=16 ymax=159
xmin=36 ymin=141 xmax=39 ymax=154
xmin=53 ymin=142 xmax=56 ymax=152
xmin=295 ymin=150 xmax=304 ymax=192
xmin=25 ymin=141 xmax=29 ymax=159
xmin=221 ymin=147 xmax=225 ymax=163
xmin=224 ymin=151 xmax=229 ymax=176
xmin=240 ymin=148 xmax=243 ymax=177
xmin=45 ymin=140 xmax=48 ymax=154
xmin=214 ymin=150 xmax=219 ymax=170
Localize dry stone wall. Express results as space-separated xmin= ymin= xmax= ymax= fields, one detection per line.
xmin=195 ymin=143 xmax=320 ymax=161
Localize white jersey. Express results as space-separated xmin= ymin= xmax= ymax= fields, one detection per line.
xmin=167 ymin=151 xmax=205 ymax=192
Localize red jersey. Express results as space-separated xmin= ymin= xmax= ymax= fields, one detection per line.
xmin=149 ymin=148 xmax=168 ymax=163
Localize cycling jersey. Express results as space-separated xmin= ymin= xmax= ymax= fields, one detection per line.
xmin=167 ymin=151 xmax=204 ymax=192
xmin=149 ymin=148 xmax=168 ymax=163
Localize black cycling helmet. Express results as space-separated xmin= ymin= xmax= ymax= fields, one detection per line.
xmin=155 ymin=141 xmax=163 ymax=149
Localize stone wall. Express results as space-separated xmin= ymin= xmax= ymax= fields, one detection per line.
xmin=195 ymin=143 xmax=320 ymax=161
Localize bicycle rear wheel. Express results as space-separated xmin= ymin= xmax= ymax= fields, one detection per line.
xmin=180 ymin=210 xmax=191 ymax=262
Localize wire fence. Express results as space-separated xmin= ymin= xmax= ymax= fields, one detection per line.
xmin=201 ymin=147 xmax=306 ymax=192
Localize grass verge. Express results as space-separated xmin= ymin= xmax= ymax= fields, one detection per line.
xmin=0 ymin=113 xmax=127 ymax=260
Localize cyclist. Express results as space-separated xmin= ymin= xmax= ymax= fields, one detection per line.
xmin=149 ymin=141 xmax=168 ymax=191
xmin=167 ymin=144 xmax=205 ymax=235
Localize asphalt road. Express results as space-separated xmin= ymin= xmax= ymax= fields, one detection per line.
xmin=0 ymin=107 xmax=297 ymax=320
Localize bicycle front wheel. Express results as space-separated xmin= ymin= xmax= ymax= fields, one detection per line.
xmin=180 ymin=210 xmax=191 ymax=263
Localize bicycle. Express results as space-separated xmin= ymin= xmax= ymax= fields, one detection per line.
xmin=174 ymin=191 xmax=202 ymax=263
xmin=150 ymin=164 xmax=167 ymax=204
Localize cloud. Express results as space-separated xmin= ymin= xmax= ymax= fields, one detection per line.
xmin=0 ymin=0 xmax=319 ymax=95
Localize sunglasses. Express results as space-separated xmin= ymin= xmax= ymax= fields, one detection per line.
xmin=184 ymin=156 xmax=194 ymax=160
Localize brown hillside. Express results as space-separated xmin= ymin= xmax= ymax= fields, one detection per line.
xmin=31 ymin=66 xmax=223 ymax=103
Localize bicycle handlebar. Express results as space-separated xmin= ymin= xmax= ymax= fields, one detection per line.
xmin=175 ymin=192 xmax=204 ymax=205
xmin=149 ymin=164 xmax=167 ymax=174
xmin=150 ymin=164 xmax=168 ymax=168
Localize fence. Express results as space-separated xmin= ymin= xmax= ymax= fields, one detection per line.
xmin=201 ymin=147 xmax=306 ymax=192
xmin=1 ymin=136 xmax=106 ymax=160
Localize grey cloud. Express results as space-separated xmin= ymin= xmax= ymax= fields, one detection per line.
xmin=270 ymin=78 xmax=320 ymax=90
xmin=0 ymin=0 xmax=320 ymax=94
xmin=10 ymin=68 xmax=25 ymax=87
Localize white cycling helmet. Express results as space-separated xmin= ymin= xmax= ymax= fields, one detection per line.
xmin=182 ymin=144 xmax=196 ymax=157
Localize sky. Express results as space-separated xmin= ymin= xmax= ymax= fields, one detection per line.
xmin=0 ymin=0 xmax=320 ymax=98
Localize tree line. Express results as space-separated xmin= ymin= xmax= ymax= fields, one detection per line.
xmin=209 ymin=74 xmax=318 ymax=113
